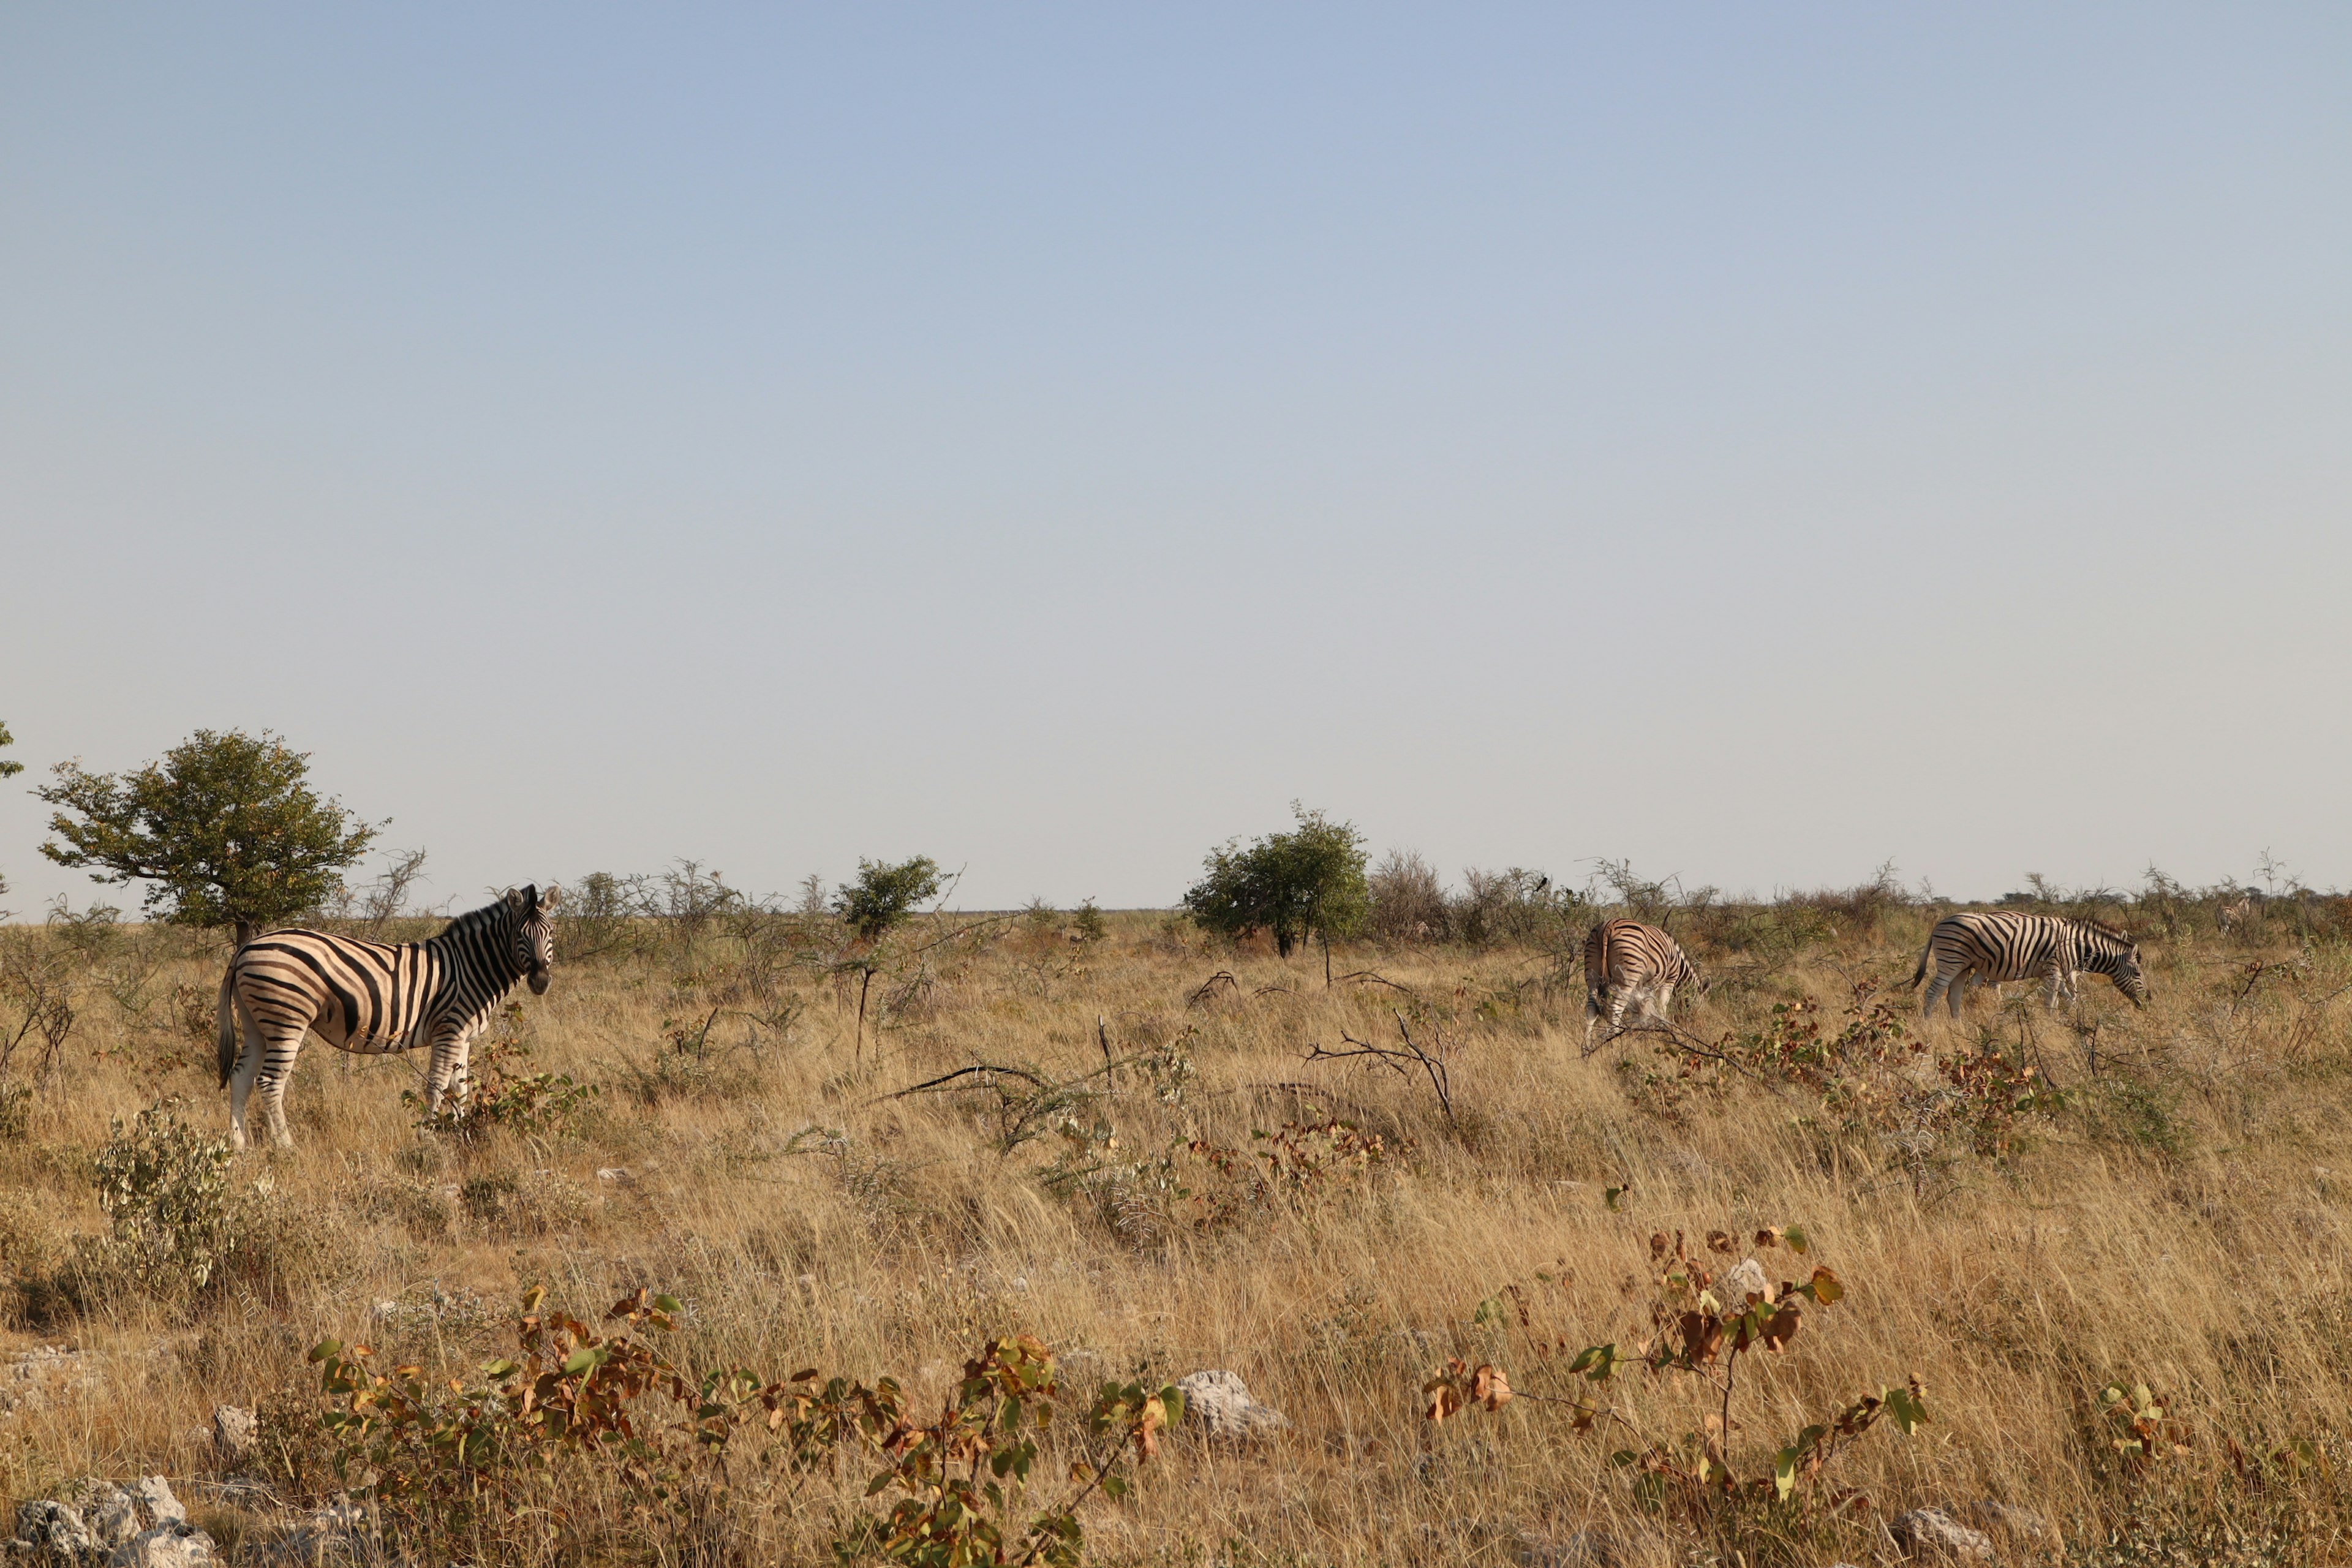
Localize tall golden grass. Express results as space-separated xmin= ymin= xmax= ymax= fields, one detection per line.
xmin=0 ymin=893 xmax=2346 ymax=1565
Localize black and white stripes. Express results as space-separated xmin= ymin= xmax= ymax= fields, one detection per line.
xmin=215 ymin=885 xmax=555 ymax=1148
xmin=1582 ymin=918 xmax=1701 ymax=1044
xmin=1908 ymin=910 xmax=2147 ymax=1018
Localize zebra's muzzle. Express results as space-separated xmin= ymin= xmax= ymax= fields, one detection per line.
xmin=528 ymin=966 xmax=551 ymax=995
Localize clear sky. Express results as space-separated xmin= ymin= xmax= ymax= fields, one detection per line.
xmin=3 ymin=6 xmax=2347 ymax=915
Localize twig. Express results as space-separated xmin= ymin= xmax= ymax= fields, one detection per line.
xmin=1303 ymin=1009 xmax=1456 ymax=1126
xmin=1333 ymin=970 xmax=1417 ymax=994
xmin=873 ymin=1063 xmax=1056 ymax=1103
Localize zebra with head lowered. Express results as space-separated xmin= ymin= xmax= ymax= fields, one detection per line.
xmin=215 ymin=886 xmax=556 ymax=1150
xmin=1583 ymin=918 xmax=1702 ymax=1046
xmin=1908 ymin=910 xmax=2147 ymax=1019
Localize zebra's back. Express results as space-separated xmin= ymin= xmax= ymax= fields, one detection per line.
xmin=1584 ymin=918 xmax=1694 ymax=990
xmin=230 ymin=928 xmax=448 ymax=1052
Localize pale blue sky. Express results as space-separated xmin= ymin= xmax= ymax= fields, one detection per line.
xmin=4 ymin=6 xmax=2347 ymax=913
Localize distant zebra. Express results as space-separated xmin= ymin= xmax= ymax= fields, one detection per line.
xmin=1583 ymin=918 xmax=1702 ymax=1046
xmin=2218 ymin=895 xmax=2253 ymax=935
xmin=1907 ymin=911 xmax=2147 ymax=1019
xmin=216 ymin=886 xmax=556 ymax=1150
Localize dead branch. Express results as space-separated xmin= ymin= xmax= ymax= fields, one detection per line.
xmin=1303 ymin=1008 xmax=1455 ymax=1126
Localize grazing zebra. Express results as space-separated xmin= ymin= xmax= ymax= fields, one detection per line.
xmin=1583 ymin=918 xmax=1702 ymax=1046
xmin=1908 ymin=910 xmax=2147 ymax=1019
xmin=215 ymin=886 xmax=555 ymax=1150
xmin=2218 ymin=895 xmax=2253 ymax=935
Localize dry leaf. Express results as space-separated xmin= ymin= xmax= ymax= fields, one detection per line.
xmin=1706 ymin=1230 xmax=1735 ymax=1254
xmin=1471 ymin=1363 xmax=1513 ymax=1411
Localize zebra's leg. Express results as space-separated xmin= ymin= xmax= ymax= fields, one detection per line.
xmin=1607 ymin=987 xmax=1630 ymax=1036
xmin=1584 ymin=990 xmax=1602 ymax=1049
xmin=422 ymin=1028 xmax=475 ymax=1118
xmin=226 ymin=1000 xmax=268 ymax=1152
xmin=1945 ymin=969 xmax=1970 ymax=1019
xmin=1921 ymin=965 xmax=1951 ymax=1019
xmin=1653 ymin=983 xmax=1676 ymax=1023
xmin=249 ymin=1025 xmax=304 ymax=1150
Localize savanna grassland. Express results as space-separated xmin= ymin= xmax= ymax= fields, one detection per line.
xmin=3 ymin=880 xmax=2351 ymax=1566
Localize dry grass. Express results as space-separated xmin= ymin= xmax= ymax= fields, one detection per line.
xmin=2 ymin=898 xmax=2350 ymax=1565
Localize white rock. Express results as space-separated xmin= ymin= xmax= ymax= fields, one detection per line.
xmin=14 ymin=1498 xmax=100 ymax=1559
xmin=210 ymin=1408 xmax=258 ymax=1466
xmin=1719 ymin=1257 xmax=1770 ymax=1304
xmin=129 ymin=1482 xmax=182 ymax=1533
xmin=86 ymin=1483 xmax=139 ymax=1547
xmin=108 ymin=1523 xmax=218 ymax=1568
xmin=1173 ymin=1369 xmax=1287 ymax=1442
xmin=1889 ymin=1507 xmax=1995 ymax=1562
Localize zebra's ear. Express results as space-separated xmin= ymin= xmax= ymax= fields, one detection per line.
xmin=524 ymin=883 xmax=540 ymax=913
xmin=503 ymin=886 xmax=524 ymax=912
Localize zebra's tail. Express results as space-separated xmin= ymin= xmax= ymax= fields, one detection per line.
xmin=216 ymin=968 xmax=240 ymax=1088
xmin=1907 ymin=933 xmax=1934 ymax=991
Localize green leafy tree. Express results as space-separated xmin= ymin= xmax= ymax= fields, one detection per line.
xmin=38 ymin=729 xmax=379 ymax=946
xmin=1183 ymin=804 xmax=1370 ymax=970
xmin=832 ymin=856 xmax=945 ymax=945
xmin=829 ymin=856 xmax=946 ymax=1067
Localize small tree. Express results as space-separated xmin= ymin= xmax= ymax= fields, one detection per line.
xmin=1183 ymin=804 xmax=1369 ymax=974
xmin=38 ymin=729 xmax=379 ymax=946
xmin=833 ymin=856 xmax=944 ymax=946
xmin=830 ymin=856 xmax=945 ymax=1066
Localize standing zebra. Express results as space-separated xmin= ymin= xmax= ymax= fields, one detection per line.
xmin=215 ymin=886 xmax=556 ymax=1150
xmin=1908 ymin=910 xmax=2147 ymax=1019
xmin=1583 ymin=918 xmax=1702 ymax=1046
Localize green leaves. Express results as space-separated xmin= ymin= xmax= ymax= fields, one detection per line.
xmin=37 ymin=728 xmax=378 ymax=939
xmin=1182 ymin=804 xmax=1370 ymax=957
xmin=1883 ymin=1381 xmax=1931 ymax=1436
xmin=1566 ymin=1343 xmax=1619 ymax=1382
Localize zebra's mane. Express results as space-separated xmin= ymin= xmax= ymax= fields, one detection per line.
xmin=2075 ymin=916 xmax=2133 ymax=944
xmin=437 ymin=897 xmax=517 ymax=941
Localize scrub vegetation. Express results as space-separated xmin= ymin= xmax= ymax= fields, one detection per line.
xmin=0 ymin=855 xmax=2348 ymax=1566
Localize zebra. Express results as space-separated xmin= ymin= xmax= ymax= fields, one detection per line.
xmin=2218 ymin=895 xmax=2253 ymax=935
xmin=1583 ymin=918 xmax=1702 ymax=1046
xmin=1907 ymin=910 xmax=2147 ymax=1019
xmin=214 ymin=885 xmax=555 ymax=1150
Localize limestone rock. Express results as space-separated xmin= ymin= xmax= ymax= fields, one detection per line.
xmin=1173 ymin=1370 xmax=1287 ymax=1442
xmin=210 ymin=1407 xmax=258 ymax=1467
xmin=1890 ymin=1507 xmax=1996 ymax=1562
xmin=11 ymin=1481 xmax=209 ymax=1568
xmin=12 ymin=1498 xmax=100 ymax=1562
xmin=1719 ymin=1257 xmax=1770 ymax=1303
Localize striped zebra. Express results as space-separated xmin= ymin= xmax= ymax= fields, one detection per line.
xmin=215 ymin=886 xmax=555 ymax=1150
xmin=1908 ymin=910 xmax=2147 ymax=1019
xmin=1583 ymin=918 xmax=1702 ymax=1046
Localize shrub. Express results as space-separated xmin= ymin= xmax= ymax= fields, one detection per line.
xmin=834 ymin=856 xmax=945 ymax=945
xmin=84 ymin=1099 xmax=238 ymax=1297
xmin=303 ymin=1287 xmax=1182 ymax=1566
xmin=405 ymin=1004 xmax=597 ymax=1139
xmin=1366 ymin=851 xmax=1447 ymax=944
xmin=1183 ymin=805 xmax=1367 ymax=960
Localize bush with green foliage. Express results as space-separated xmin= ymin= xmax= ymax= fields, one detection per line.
xmin=38 ymin=728 xmax=379 ymax=945
xmin=833 ymin=856 xmax=945 ymax=944
xmin=304 ymin=1286 xmax=1182 ymax=1566
xmin=83 ymin=1100 xmax=238 ymax=1296
xmin=1183 ymin=805 xmax=1368 ymax=959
